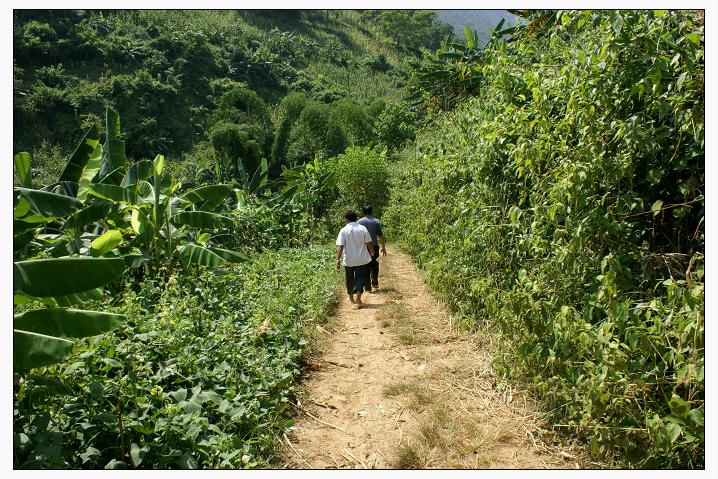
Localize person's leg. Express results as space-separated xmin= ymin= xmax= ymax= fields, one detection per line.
xmin=366 ymin=249 xmax=379 ymax=293
xmin=365 ymin=256 xmax=373 ymax=293
xmin=370 ymin=249 xmax=379 ymax=288
xmin=355 ymin=263 xmax=368 ymax=306
xmin=344 ymin=266 xmax=355 ymax=302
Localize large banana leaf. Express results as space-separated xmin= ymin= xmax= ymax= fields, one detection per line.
xmin=176 ymin=243 xmax=227 ymax=268
xmin=14 ymin=330 xmax=74 ymax=371
xmin=77 ymin=144 xmax=103 ymax=202
xmin=179 ymin=184 xmax=233 ymax=211
xmin=90 ymin=230 xmax=123 ymax=257
xmin=136 ymin=180 xmax=154 ymax=200
xmin=15 ymin=187 xmax=82 ymax=219
xmin=209 ymin=247 xmax=250 ymax=263
xmin=14 ymin=257 xmax=126 ymax=297
xmin=170 ymin=211 xmax=234 ymax=229
xmin=63 ymin=202 xmax=115 ymax=230
xmin=98 ymin=107 xmax=127 ymax=185
xmin=14 ymin=219 xmax=39 ymax=252
xmin=59 ymin=125 xmax=101 ymax=184
xmin=14 ymin=229 xmax=36 ymax=252
xmin=14 ymin=308 xmax=124 ymax=339
xmin=52 ymin=288 xmax=104 ymax=307
xmin=13 ymin=195 xmax=32 ymax=218
xmin=14 ymin=152 xmax=33 ymax=188
xmin=153 ymin=154 xmax=164 ymax=176
xmin=130 ymin=207 xmax=150 ymax=235
xmin=89 ymin=184 xmax=139 ymax=204
xmin=121 ymin=160 xmax=154 ymax=187
xmin=48 ymin=181 xmax=79 ymax=198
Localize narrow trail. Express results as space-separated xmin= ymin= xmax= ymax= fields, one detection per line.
xmin=282 ymin=247 xmax=583 ymax=469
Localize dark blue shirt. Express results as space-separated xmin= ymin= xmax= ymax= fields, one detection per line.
xmin=357 ymin=215 xmax=383 ymax=246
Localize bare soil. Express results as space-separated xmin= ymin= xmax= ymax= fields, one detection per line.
xmin=281 ymin=247 xmax=585 ymax=469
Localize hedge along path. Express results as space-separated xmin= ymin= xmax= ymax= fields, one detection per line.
xmin=282 ymin=247 xmax=586 ymax=469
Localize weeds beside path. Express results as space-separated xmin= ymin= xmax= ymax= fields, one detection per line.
xmin=282 ymin=247 xmax=585 ymax=469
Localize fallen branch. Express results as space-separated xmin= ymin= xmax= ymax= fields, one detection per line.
xmin=322 ymin=359 xmax=353 ymax=368
xmin=291 ymin=401 xmax=351 ymax=435
xmin=394 ymin=408 xmax=404 ymax=447
xmin=343 ymin=448 xmax=368 ymax=469
xmin=283 ymin=433 xmax=312 ymax=468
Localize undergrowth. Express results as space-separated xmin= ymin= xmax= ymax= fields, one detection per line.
xmin=13 ymin=246 xmax=337 ymax=469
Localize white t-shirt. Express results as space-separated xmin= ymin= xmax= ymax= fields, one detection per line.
xmin=336 ymin=222 xmax=372 ymax=267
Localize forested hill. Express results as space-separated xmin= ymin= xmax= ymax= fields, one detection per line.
xmin=13 ymin=10 xmax=448 ymax=183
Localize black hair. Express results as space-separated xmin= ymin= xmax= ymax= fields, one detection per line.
xmin=345 ymin=210 xmax=358 ymax=222
xmin=362 ymin=204 xmax=373 ymax=215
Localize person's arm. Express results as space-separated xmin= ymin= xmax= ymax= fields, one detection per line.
xmin=335 ymin=245 xmax=344 ymax=269
xmin=367 ymin=242 xmax=375 ymax=257
xmin=376 ymin=221 xmax=387 ymax=257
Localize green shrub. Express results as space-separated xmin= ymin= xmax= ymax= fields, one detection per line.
xmin=330 ymin=99 xmax=373 ymax=147
xmin=270 ymin=92 xmax=309 ymax=170
xmin=373 ymin=101 xmax=421 ymax=151
xmin=209 ymin=122 xmax=264 ymax=180
xmin=287 ymin=101 xmax=348 ymax=165
xmin=331 ymin=146 xmax=389 ymax=215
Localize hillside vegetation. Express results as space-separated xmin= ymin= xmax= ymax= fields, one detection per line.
xmin=386 ymin=10 xmax=704 ymax=467
xmin=13 ymin=10 xmax=416 ymax=184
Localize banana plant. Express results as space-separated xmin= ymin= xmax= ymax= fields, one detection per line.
xmin=13 ymin=146 xmax=129 ymax=371
xmin=107 ymin=153 xmax=249 ymax=270
xmin=13 ymin=256 xmax=127 ymax=371
xmin=13 ymin=114 xmax=109 ymax=258
xmin=15 ymin=106 xmax=247 ymax=269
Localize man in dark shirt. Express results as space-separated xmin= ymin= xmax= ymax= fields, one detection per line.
xmin=357 ymin=204 xmax=386 ymax=293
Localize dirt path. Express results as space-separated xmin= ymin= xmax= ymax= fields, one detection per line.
xmin=282 ymin=247 xmax=584 ymax=469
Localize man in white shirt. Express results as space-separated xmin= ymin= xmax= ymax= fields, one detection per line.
xmin=336 ymin=210 xmax=375 ymax=308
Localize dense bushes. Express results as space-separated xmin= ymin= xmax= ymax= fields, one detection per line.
xmin=14 ymin=246 xmax=338 ymax=469
xmin=385 ymin=10 xmax=703 ymax=467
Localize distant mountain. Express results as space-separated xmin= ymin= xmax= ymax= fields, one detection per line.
xmin=435 ymin=10 xmax=519 ymax=46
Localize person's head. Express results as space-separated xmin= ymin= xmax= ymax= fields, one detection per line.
xmin=344 ymin=210 xmax=358 ymax=223
xmin=362 ymin=204 xmax=373 ymax=216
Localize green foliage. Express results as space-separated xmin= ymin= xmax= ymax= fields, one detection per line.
xmin=209 ymin=122 xmax=265 ymax=181
xmin=373 ymin=101 xmax=422 ymax=151
xmin=13 ymin=9 xmax=404 ymax=168
xmin=330 ymin=99 xmax=373 ymax=146
xmin=287 ymin=102 xmax=345 ymax=165
xmin=331 ymin=146 xmax=389 ymax=215
xmin=12 ymin=257 xmax=127 ymax=371
xmin=13 ymin=246 xmax=338 ymax=468
xmin=406 ymin=27 xmax=487 ymax=111
xmin=364 ymin=10 xmax=453 ymax=57
xmin=386 ymin=10 xmax=704 ymax=467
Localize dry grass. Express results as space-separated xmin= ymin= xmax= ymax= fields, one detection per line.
xmin=382 ymin=381 xmax=433 ymax=411
xmin=376 ymin=301 xmax=430 ymax=345
xmin=394 ymin=443 xmax=427 ymax=469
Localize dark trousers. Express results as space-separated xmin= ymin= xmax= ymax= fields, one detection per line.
xmin=344 ymin=264 xmax=369 ymax=295
xmin=366 ymin=248 xmax=380 ymax=291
